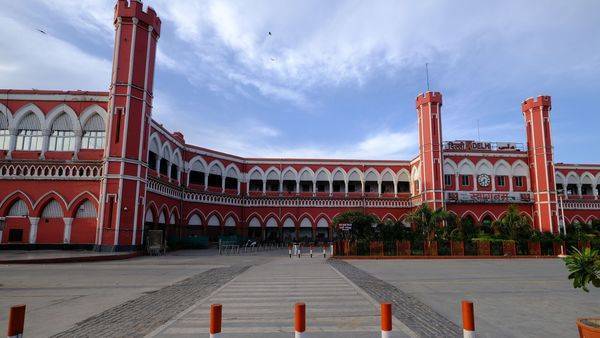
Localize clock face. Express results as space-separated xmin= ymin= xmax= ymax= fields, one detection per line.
xmin=478 ymin=174 xmax=491 ymax=187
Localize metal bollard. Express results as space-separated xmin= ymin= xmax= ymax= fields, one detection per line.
xmin=381 ymin=303 xmax=392 ymax=338
xmin=294 ymin=302 xmax=306 ymax=338
xmin=210 ymin=304 xmax=222 ymax=338
xmin=310 ymin=246 xmax=313 ymax=258
xmin=462 ymin=300 xmax=475 ymax=338
xmin=323 ymin=246 xmax=326 ymax=258
xmin=7 ymin=304 xmax=26 ymax=338
xmin=289 ymin=247 xmax=292 ymax=258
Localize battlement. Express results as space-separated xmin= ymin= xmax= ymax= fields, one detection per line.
xmin=115 ymin=0 xmax=161 ymax=35
xmin=416 ymin=91 xmax=443 ymax=108
xmin=521 ymin=95 xmax=551 ymax=111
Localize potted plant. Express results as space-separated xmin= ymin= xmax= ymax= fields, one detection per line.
xmin=564 ymin=247 xmax=600 ymax=336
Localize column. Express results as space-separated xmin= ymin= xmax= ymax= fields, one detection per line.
xmin=63 ymin=217 xmax=73 ymax=244
xmin=28 ymin=217 xmax=39 ymax=244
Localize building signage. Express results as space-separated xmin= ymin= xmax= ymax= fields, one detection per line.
xmin=338 ymin=223 xmax=352 ymax=231
xmin=446 ymin=192 xmax=532 ymax=203
xmin=444 ymin=140 xmax=519 ymax=152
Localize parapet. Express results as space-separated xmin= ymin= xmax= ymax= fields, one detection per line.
xmin=416 ymin=91 xmax=443 ymax=108
xmin=115 ymin=0 xmax=161 ymax=36
xmin=521 ymin=95 xmax=551 ymax=111
xmin=172 ymin=131 xmax=185 ymax=143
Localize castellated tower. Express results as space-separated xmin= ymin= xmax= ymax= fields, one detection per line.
xmin=416 ymin=92 xmax=445 ymax=210
xmin=522 ymin=95 xmax=559 ymax=233
xmin=97 ymin=0 xmax=161 ymax=250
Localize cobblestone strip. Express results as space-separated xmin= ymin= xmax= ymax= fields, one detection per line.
xmin=52 ymin=265 xmax=250 ymax=338
xmin=328 ymin=259 xmax=461 ymax=337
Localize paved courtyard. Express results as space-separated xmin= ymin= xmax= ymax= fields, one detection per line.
xmin=1 ymin=250 xmax=598 ymax=337
xmin=349 ymin=258 xmax=600 ymax=337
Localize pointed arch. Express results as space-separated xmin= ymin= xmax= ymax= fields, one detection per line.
xmin=79 ymin=104 xmax=108 ymax=129
xmin=364 ymin=168 xmax=380 ymax=182
xmin=331 ymin=167 xmax=347 ymax=181
xmin=315 ymin=167 xmax=332 ymax=182
xmin=67 ymin=191 xmax=99 ymax=218
xmin=512 ymin=160 xmax=529 ymax=177
xmin=494 ymin=159 xmax=511 ymax=176
xmin=282 ymin=215 xmax=296 ymax=228
xmin=461 ymin=210 xmax=479 ymax=223
xmin=281 ymin=166 xmax=298 ymax=181
xmin=46 ymin=104 xmax=81 ymax=132
xmin=248 ymin=216 xmax=262 ymax=228
xmin=145 ymin=201 xmax=159 ymax=224
xmin=170 ymin=206 xmax=180 ymax=225
xmin=186 ymin=211 xmax=204 ymax=226
xmin=247 ymin=166 xmax=265 ymax=181
xmin=397 ymin=168 xmax=410 ymax=182
xmin=207 ymin=160 xmax=225 ymax=175
xmin=33 ymin=191 xmax=68 ymax=217
xmin=381 ymin=168 xmax=396 ymax=183
xmin=347 ymin=167 xmax=363 ymax=182
xmin=225 ymin=163 xmax=241 ymax=179
xmin=0 ymin=190 xmax=34 ymax=216
xmin=265 ymin=167 xmax=281 ymax=181
xmin=299 ymin=217 xmax=313 ymax=228
xmin=475 ymin=159 xmax=493 ymax=176
xmin=479 ymin=211 xmax=497 ymax=222
xmin=161 ymin=142 xmax=173 ymax=161
xmin=206 ymin=212 xmax=222 ymax=226
xmin=458 ymin=159 xmax=476 ymax=175
xmin=443 ymin=159 xmax=458 ymax=175
xmin=244 ymin=212 xmax=263 ymax=224
xmin=316 ymin=217 xmax=329 ymax=228
xmin=381 ymin=213 xmax=397 ymax=222
xmin=298 ymin=167 xmax=315 ymax=181
xmin=12 ymin=103 xmax=46 ymax=131
xmin=224 ymin=215 xmax=237 ymax=227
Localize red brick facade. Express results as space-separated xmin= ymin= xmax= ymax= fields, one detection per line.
xmin=0 ymin=1 xmax=598 ymax=250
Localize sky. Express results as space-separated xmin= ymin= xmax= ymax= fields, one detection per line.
xmin=1 ymin=0 xmax=599 ymax=163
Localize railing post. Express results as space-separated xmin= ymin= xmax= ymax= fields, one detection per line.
xmin=294 ymin=302 xmax=306 ymax=338
xmin=7 ymin=304 xmax=26 ymax=338
xmin=381 ymin=303 xmax=392 ymax=337
xmin=210 ymin=304 xmax=222 ymax=338
xmin=462 ymin=300 xmax=475 ymax=337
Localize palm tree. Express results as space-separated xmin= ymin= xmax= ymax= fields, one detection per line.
xmin=405 ymin=204 xmax=449 ymax=244
xmin=492 ymin=205 xmax=531 ymax=240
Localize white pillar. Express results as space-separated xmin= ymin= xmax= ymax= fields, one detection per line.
xmin=6 ymin=128 xmax=17 ymax=159
xmin=262 ymin=180 xmax=266 ymax=195
xmin=63 ymin=217 xmax=73 ymax=244
xmin=40 ymin=130 xmax=51 ymax=159
xmin=509 ymin=175 xmax=513 ymax=191
xmin=29 ymin=217 xmax=40 ymax=244
xmin=73 ymin=130 xmax=83 ymax=160
xmin=329 ymin=180 xmax=333 ymax=196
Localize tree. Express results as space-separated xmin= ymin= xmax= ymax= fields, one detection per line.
xmin=332 ymin=211 xmax=380 ymax=241
xmin=491 ymin=205 xmax=531 ymax=241
xmin=564 ymin=247 xmax=600 ymax=292
xmin=404 ymin=204 xmax=449 ymax=244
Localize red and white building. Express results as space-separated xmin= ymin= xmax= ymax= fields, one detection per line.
xmin=0 ymin=0 xmax=599 ymax=250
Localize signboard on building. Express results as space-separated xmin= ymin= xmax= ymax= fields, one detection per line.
xmin=338 ymin=223 xmax=352 ymax=231
xmin=446 ymin=192 xmax=532 ymax=203
xmin=444 ymin=140 xmax=519 ymax=152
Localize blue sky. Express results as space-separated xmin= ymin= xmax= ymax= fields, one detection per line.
xmin=1 ymin=0 xmax=599 ymax=162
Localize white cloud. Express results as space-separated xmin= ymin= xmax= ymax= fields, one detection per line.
xmin=0 ymin=16 xmax=111 ymax=90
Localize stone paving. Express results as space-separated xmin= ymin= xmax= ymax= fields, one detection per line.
xmin=149 ymin=256 xmax=412 ymax=338
xmin=51 ymin=265 xmax=249 ymax=338
xmin=329 ymin=259 xmax=461 ymax=337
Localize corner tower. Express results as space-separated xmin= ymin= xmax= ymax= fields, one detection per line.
xmin=97 ymin=0 xmax=161 ymax=250
xmin=522 ymin=95 xmax=559 ymax=233
xmin=416 ymin=92 xmax=445 ymax=210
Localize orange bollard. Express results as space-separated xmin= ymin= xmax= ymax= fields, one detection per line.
xmin=7 ymin=304 xmax=26 ymax=338
xmin=210 ymin=304 xmax=222 ymax=338
xmin=462 ymin=300 xmax=475 ymax=337
xmin=381 ymin=303 xmax=392 ymax=337
xmin=295 ymin=302 xmax=306 ymax=338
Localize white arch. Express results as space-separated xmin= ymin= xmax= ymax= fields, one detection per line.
xmin=248 ymin=217 xmax=261 ymax=228
xmin=332 ymin=168 xmax=347 ymax=181
xmin=555 ymin=171 xmax=566 ymax=186
xmin=566 ymin=171 xmax=579 ymax=185
xmin=315 ymin=168 xmax=331 ymax=182
xmin=265 ymin=217 xmax=278 ymax=228
xmin=581 ymin=172 xmax=594 ymax=185
xmin=300 ymin=217 xmax=312 ymax=228
xmin=189 ymin=156 xmax=207 ymax=172
xmin=298 ymin=167 xmax=315 ymax=181
xmin=248 ymin=166 xmax=265 ymax=181
xmin=397 ymin=169 xmax=410 ymax=182
xmin=161 ymin=142 xmax=172 ymax=162
xmin=475 ymin=159 xmax=493 ymax=176
xmin=494 ymin=160 xmax=511 ymax=176
xmin=207 ymin=160 xmax=225 ymax=175
xmin=316 ymin=218 xmax=329 ymax=228
xmin=281 ymin=167 xmax=298 ymax=181
xmin=46 ymin=104 xmax=81 ymax=132
xmin=512 ymin=160 xmax=529 ymax=177
xmin=364 ymin=168 xmax=380 ymax=182
xmin=381 ymin=169 xmax=395 ymax=183
xmin=458 ymin=159 xmax=476 ymax=175
xmin=188 ymin=214 xmax=202 ymax=225
xmin=207 ymin=214 xmax=220 ymax=226
xmin=12 ymin=103 xmax=46 ymax=131
xmin=158 ymin=210 xmax=167 ymax=224
xmin=225 ymin=163 xmax=240 ymax=179
xmin=172 ymin=148 xmax=183 ymax=167
xmin=283 ymin=217 xmax=295 ymax=228
xmin=224 ymin=216 xmax=236 ymax=227
xmin=347 ymin=168 xmax=363 ymax=182
xmin=148 ymin=133 xmax=162 ymax=154
xmin=265 ymin=168 xmax=280 ymax=181
xmin=79 ymin=104 xmax=108 ymax=129
xmin=443 ymin=159 xmax=457 ymax=175
xmin=144 ymin=208 xmax=154 ymax=223
xmin=0 ymin=103 xmax=13 ymax=128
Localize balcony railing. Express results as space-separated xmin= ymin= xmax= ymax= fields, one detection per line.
xmin=0 ymin=160 xmax=102 ymax=180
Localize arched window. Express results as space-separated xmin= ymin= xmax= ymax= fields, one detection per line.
xmin=0 ymin=111 xmax=9 ymax=150
xmin=316 ymin=170 xmax=330 ymax=193
xmin=207 ymin=165 xmax=222 ymax=188
xmin=282 ymin=170 xmax=297 ymax=193
xmin=81 ymin=114 xmax=105 ymax=149
xmin=41 ymin=200 xmax=64 ymax=218
xmin=299 ymin=170 xmax=314 ymax=193
xmin=397 ymin=171 xmax=410 ymax=193
xmin=7 ymin=200 xmax=29 ymax=217
xmin=148 ymin=138 xmax=160 ymax=171
xmin=48 ymin=113 xmax=75 ymax=151
xmin=15 ymin=113 xmax=43 ymax=151
xmin=381 ymin=171 xmax=394 ymax=193
xmin=266 ymin=170 xmax=280 ymax=192
xmin=332 ymin=170 xmax=345 ymax=193
xmin=364 ymin=171 xmax=378 ymax=193
xmin=248 ymin=170 xmax=263 ymax=192
xmin=75 ymin=200 xmax=97 ymax=218
xmin=225 ymin=167 xmax=238 ymax=190
xmin=189 ymin=160 xmax=205 ymax=186
xmin=170 ymin=152 xmax=181 ymax=181
xmin=160 ymin=147 xmax=171 ymax=176
xmin=348 ymin=171 xmax=362 ymax=193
